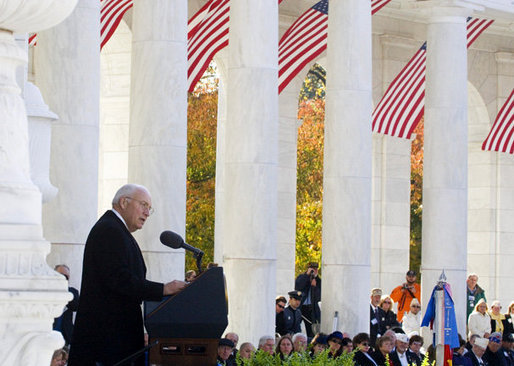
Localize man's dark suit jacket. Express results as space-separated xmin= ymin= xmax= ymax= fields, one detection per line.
xmin=465 ymin=350 xmax=489 ymax=366
xmin=68 ymin=210 xmax=164 ymax=366
xmin=389 ymin=349 xmax=417 ymax=366
xmin=370 ymin=305 xmax=386 ymax=347
xmin=53 ymin=286 xmax=80 ymax=345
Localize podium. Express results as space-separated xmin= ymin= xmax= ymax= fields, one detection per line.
xmin=144 ymin=267 xmax=228 ymax=366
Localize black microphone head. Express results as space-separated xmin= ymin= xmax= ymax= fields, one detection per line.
xmin=160 ymin=230 xmax=184 ymax=249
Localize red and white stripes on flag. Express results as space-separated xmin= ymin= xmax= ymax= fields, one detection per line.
xmin=372 ymin=17 xmax=494 ymax=139
xmin=482 ymin=89 xmax=514 ymax=154
xmin=278 ymin=0 xmax=391 ymax=94
xmin=188 ymin=0 xmax=284 ymax=92
xmin=100 ymin=0 xmax=133 ymax=50
xmin=28 ymin=0 xmax=134 ymax=50
xmin=28 ymin=34 xmax=37 ymax=47
xmin=187 ymin=0 xmax=230 ymax=92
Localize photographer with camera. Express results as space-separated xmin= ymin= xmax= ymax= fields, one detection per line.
xmin=294 ymin=262 xmax=321 ymax=337
xmin=390 ymin=270 xmax=421 ymax=322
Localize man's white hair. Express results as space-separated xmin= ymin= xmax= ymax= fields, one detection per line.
xmin=292 ymin=333 xmax=307 ymax=343
xmin=112 ymin=184 xmax=149 ymax=207
xmin=258 ymin=335 xmax=275 ymax=348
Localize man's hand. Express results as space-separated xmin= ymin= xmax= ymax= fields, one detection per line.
xmin=163 ymin=280 xmax=187 ymax=296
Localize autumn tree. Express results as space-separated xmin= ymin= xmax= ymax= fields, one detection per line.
xmin=295 ymin=68 xmax=326 ymax=275
xmin=410 ymin=118 xmax=423 ymax=276
xmin=185 ymin=78 xmax=218 ymax=272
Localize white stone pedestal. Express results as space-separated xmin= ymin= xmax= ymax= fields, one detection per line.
xmin=0 ymin=0 xmax=78 ymax=364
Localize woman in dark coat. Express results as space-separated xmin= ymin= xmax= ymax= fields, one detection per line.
xmin=353 ymin=333 xmax=378 ymax=366
xmin=379 ymin=296 xmax=401 ymax=331
xmin=371 ymin=335 xmax=394 ymax=366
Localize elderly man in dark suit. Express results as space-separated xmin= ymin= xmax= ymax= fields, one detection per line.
xmin=68 ymin=184 xmax=186 ymax=366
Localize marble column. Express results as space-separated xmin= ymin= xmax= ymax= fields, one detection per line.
xmin=371 ymin=134 xmax=412 ymax=292
xmin=214 ymin=50 xmax=228 ymax=265
xmin=421 ymin=6 xmax=470 ymax=336
xmin=277 ymin=83 xmax=303 ymax=297
xmin=321 ymin=0 xmax=372 ymax=335
xmin=222 ymin=0 xmax=278 ymax=344
xmin=0 ymin=0 xmax=77 ymax=364
xmin=128 ymin=0 xmax=187 ymax=282
xmin=371 ymin=35 xmax=420 ymax=293
xmin=35 ymin=0 xmax=100 ymax=289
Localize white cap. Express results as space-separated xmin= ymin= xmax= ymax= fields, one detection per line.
xmin=474 ymin=337 xmax=489 ymax=349
xmin=396 ymin=333 xmax=409 ymax=343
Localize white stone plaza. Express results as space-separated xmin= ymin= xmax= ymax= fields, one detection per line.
xmin=1 ymin=0 xmax=513 ymax=364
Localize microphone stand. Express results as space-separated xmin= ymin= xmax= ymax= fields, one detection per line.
xmin=113 ymin=340 xmax=159 ymax=366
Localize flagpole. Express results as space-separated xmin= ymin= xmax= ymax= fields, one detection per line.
xmin=434 ymin=271 xmax=447 ymax=366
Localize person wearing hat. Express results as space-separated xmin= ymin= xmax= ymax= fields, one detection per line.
xmin=499 ymin=333 xmax=514 ymax=366
xmin=390 ymin=333 xmax=417 ymax=366
xmin=217 ymin=338 xmax=235 ymax=366
xmin=402 ymin=298 xmax=422 ymax=335
xmin=390 ymin=270 xmax=421 ymax=322
xmin=469 ymin=299 xmax=492 ymax=339
xmin=370 ymin=288 xmax=387 ymax=347
xmin=294 ymin=262 xmax=321 ymax=337
xmin=309 ymin=333 xmax=329 ymax=358
xmin=465 ymin=336 xmax=490 ymax=366
xmin=483 ymin=332 xmax=503 ymax=366
xmin=327 ymin=331 xmax=344 ymax=358
xmin=276 ymin=291 xmax=303 ymax=336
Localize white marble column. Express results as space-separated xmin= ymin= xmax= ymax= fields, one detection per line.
xmin=0 ymin=1 xmax=77 ymax=364
xmin=371 ymin=134 xmax=412 ymax=292
xmin=371 ymin=35 xmax=420 ymax=293
xmin=214 ymin=50 xmax=228 ymax=265
xmin=222 ymin=0 xmax=278 ymax=344
xmin=35 ymin=0 xmax=100 ymax=289
xmin=321 ymin=0 xmax=372 ymax=335
xmin=421 ymin=6 xmax=470 ymax=336
xmin=128 ymin=0 xmax=187 ymax=282
xmin=277 ymin=83 xmax=303 ymax=297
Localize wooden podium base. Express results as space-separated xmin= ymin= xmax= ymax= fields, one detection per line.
xmin=148 ymin=338 xmax=218 ymax=366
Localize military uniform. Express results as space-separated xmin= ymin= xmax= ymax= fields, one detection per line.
xmin=276 ymin=291 xmax=303 ymax=336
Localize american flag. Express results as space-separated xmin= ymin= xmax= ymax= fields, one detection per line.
xmin=100 ymin=0 xmax=133 ymax=50
xmin=187 ymin=0 xmax=230 ymax=92
xmin=29 ymin=0 xmax=285 ymax=92
xmin=188 ymin=0 xmax=284 ymax=92
xmin=28 ymin=0 xmax=133 ymax=50
xmin=372 ymin=17 xmax=494 ymax=139
xmin=482 ymin=89 xmax=514 ymax=154
xmin=278 ymin=0 xmax=391 ymax=94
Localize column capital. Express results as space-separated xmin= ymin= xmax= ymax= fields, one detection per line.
xmin=495 ymin=51 xmax=514 ymax=64
xmin=412 ymin=1 xmax=477 ymax=21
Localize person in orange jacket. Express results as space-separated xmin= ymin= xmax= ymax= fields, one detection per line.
xmin=390 ymin=270 xmax=421 ymax=322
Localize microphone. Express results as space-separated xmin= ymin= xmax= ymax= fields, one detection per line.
xmin=160 ymin=230 xmax=204 ymax=256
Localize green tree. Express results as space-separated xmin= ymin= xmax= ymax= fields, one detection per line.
xmin=295 ymin=98 xmax=325 ymax=276
xmin=185 ymin=89 xmax=218 ymax=272
xmin=410 ymin=118 xmax=423 ymax=276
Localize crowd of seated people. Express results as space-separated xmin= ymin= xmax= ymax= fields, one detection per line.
xmin=48 ymin=266 xmax=513 ymax=366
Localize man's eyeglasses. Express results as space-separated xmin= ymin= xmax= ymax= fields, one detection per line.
xmin=411 ymin=305 xmax=421 ymax=308
xmin=125 ymin=197 xmax=154 ymax=215
xmin=361 ymin=342 xmax=369 ymax=346
xmin=277 ymin=304 xmax=285 ymax=309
